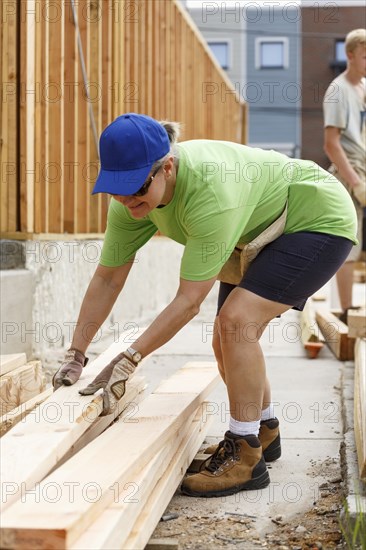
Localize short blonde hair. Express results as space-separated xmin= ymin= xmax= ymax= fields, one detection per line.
xmin=345 ymin=28 xmax=366 ymax=54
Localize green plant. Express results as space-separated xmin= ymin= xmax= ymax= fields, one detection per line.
xmin=339 ymin=496 xmax=366 ymax=550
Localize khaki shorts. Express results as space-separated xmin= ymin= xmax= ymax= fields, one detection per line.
xmin=329 ymin=165 xmax=364 ymax=263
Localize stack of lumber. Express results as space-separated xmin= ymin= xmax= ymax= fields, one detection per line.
xmin=315 ymin=309 xmax=355 ymax=361
xmin=0 ymin=337 xmax=219 ymax=549
xmin=354 ymin=338 xmax=366 ymax=480
xmin=0 ymin=354 xmax=48 ymax=435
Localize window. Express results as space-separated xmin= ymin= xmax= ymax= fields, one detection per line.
xmin=208 ymin=42 xmax=229 ymax=70
xmin=261 ymin=42 xmax=284 ymax=68
xmin=335 ymin=40 xmax=347 ymax=62
xmin=255 ymin=37 xmax=289 ymax=69
xmin=330 ymin=39 xmax=347 ymax=73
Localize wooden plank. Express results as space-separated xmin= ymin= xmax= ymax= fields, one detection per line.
xmin=0 ymin=2 xmax=9 ymax=232
xmin=47 ymin=0 xmax=64 ymax=233
xmin=87 ymin=0 xmax=100 ymax=233
xmin=5 ymin=0 xmax=17 ymax=232
xmin=25 ymin=0 xmax=36 ymax=232
xmin=145 ymin=0 xmax=153 ymax=114
xmin=146 ymin=540 xmax=178 ymax=550
xmin=347 ymin=308 xmax=366 ymax=339
xmin=123 ymin=406 xmax=213 ymax=549
xmin=353 ymin=261 xmax=366 ymax=283
xmin=315 ymin=309 xmax=355 ymax=361
xmin=19 ymin=0 xmax=28 ymax=232
xmin=75 ymin=0 xmax=88 ymax=233
xmin=0 ymin=354 xmax=27 ymax=377
xmin=300 ymin=300 xmax=325 ymax=359
xmin=63 ymin=1 xmax=77 ymax=233
xmin=0 ymin=331 xmax=145 ymax=512
xmin=51 ymin=375 xmax=146 ymax=470
xmin=0 ymin=363 xmax=219 ymax=549
xmin=0 ymin=388 xmax=52 ymax=437
xmin=1 ymin=0 xmax=18 ymax=232
xmin=0 ymin=361 xmax=45 ymax=416
xmin=100 ymin=0 xmax=112 ymax=229
xmin=34 ymin=2 xmax=44 ymax=233
xmin=72 ymin=403 xmax=212 ymax=550
xmin=354 ymin=338 xmax=366 ymax=479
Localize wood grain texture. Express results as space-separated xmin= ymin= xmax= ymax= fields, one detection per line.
xmin=0 ymin=354 xmax=27 ymax=377
xmin=0 ymin=387 xmax=52 ymax=437
xmin=0 ymin=363 xmax=219 ymax=549
xmin=73 ymin=404 xmax=213 ymax=550
xmin=123 ymin=407 xmax=213 ymax=550
xmin=316 ymin=309 xmax=355 ymax=361
xmin=347 ymin=308 xmax=366 ymax=339
xmin=3 ymin=0 xmax=245 ymax=236
xmin=354 ymin=338 xmax=366 ymax=479
xmin=0 ymin=361 xmax=45 ymax=416
xmin=0 ymin=334 xmax=145 ymax=512
xmin=300 ymin=300 xmax=325 ymax=346
xmin=50 ymin=376 xmax=147 ymax=471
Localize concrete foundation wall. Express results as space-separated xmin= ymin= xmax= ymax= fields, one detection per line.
xmin=1 ymin=237 xmax=219 ymax=362
xmin=0 ymin=270 xmax=34 ymax=358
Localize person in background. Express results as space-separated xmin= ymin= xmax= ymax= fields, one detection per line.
xmin=323 ymin=28 xmax=366 ymax=323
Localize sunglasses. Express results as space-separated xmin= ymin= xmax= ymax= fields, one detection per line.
xmin=133 ymin=165 xmax=162 ymax=197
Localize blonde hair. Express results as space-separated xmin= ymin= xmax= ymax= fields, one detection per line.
xmin=345 ymin=28 xmax=366 ymax=54
xmin=152 ymin=121 xmax=182 ymax=168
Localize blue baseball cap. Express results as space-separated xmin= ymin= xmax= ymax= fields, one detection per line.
xmin=92 ymin=113 xmax=170 ymax=195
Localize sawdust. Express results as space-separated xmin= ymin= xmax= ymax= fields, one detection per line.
xmin=152 ymin=457 xmax=347 ymax=549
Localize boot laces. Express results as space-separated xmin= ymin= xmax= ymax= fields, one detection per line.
xmin=205 ymin=437 xmax=238 ymax=473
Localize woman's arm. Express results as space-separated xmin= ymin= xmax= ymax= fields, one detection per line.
xmin=324 ymin=126 xmax=361 ymax=188
xmin=71 ymin=261 xmax=134 ymax=353
xmin=133 ymin=276 xmax=217 ymax=357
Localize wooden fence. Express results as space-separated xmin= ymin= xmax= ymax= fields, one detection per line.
xmin=1 ymin=0 xmax=246 ymax=237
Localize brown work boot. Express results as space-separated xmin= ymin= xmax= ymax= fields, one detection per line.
xmin=203 ymin=418 xmax=281 ymax=462
xmin=181 ymin=432 xmax=270 ymax=498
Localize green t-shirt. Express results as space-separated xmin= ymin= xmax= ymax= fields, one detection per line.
xmin=100 ymin=140 xmax=358 ymax=281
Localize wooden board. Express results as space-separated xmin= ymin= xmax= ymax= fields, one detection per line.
xmin=300 ymin=300 xmax=325 ymax=359
xmin=0 ymin=387 xmax=52 ymax=437
xmin=0 ymin=354 xmax=27 ymax=377
xmin=300 ymin=301 xmax=325 ymax=345
xmin=50 ymin=376 xmax=147 ymax=471
xmin=71 ymin=404 xmax=211 ymax=549
xmin=0 ymin=335 xmax=145 ymax=512
xmin=347 ymin=309 xmax=366 ymax=339
xmin=123 ymin=408 xmax=213 ymax=550
xmin=0 ymin=361 xmax=45 ymax=415
xmin=353 ymin=261 xmax=366 ymax=283
xmin=354 ymin=338 xmax=366 ymax=479
xmin=315 ymin=310 xmax=355 ymax=361
xmin=0 ymin=363 xmax=219 ymax=549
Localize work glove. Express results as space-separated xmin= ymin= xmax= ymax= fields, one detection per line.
xmin=53 ymin=348 xmax=89 ymax=390
xmin=78 ymin=351 xmax=137 ymax=416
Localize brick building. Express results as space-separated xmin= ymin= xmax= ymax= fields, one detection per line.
xmin=301 ymin=1 xmax=365 ymax=167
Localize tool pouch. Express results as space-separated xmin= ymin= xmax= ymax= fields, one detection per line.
xmin=217 ymin=202 xmax=288 ymax=285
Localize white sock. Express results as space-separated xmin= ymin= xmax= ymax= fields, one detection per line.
xmin=229 ymin=416 xmax=260 ymax=437
xmin=261 ymin=403 xmax=275 ymax=422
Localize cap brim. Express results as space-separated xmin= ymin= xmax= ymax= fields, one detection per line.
xmin=91 ymin=164 xmax=152 ymax=196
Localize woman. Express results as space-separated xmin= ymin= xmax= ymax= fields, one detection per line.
xmin=53 ymin=113 xmax=357 ymax=498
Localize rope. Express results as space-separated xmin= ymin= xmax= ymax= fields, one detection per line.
xmin=70 ymin=0 xmax=100 ymax=157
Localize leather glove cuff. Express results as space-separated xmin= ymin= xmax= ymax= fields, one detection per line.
xmin=67 ymin=348 xmax=89 ymax=368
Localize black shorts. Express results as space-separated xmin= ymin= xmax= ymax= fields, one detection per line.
xmin=217 ymin=232 xmax=354 ymax=314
